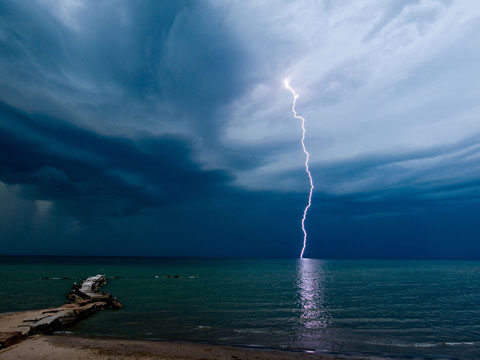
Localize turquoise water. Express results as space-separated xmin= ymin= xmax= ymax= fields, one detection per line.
xmin=1 ymin=257 xmax=480 ymax=358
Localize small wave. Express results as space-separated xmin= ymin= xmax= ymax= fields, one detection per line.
xmin=197 ymin=325 xmax=211 ymax=329
xmin=234 ymin=329 xmax=268 ymax=334
xmin=365 ymin=341 xmax=437 ymax=348
xmin=413 ymin=343 xmax=436 ymax=348
xmin=367 ymin=340 xmax=476 ymax=348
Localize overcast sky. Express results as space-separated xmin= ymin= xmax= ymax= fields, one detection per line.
xmin=1 ymin=0 xmax=480 ymax=258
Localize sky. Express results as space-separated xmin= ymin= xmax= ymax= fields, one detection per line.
xmin=1 ymin=0 xmax=480 ymax=258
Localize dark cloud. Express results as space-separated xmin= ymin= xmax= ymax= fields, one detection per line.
xmin=303 ymin=132 xmax=480 ymax=201
xmin=0 ymin=1 xmax=479 ymax=258
xmin=0 ymin=101 xmax=231 ymax=218
xmin=0 ymin=0 xmax=250 ymax=145
xmin=0 ymin=0 xmax=252 ymax=220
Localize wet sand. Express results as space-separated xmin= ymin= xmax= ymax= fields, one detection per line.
xmin=0 ymin=335 xmax=397 ymax=360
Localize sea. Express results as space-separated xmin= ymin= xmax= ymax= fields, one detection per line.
xmin=1 ymin=256 xmax=480 ymax=359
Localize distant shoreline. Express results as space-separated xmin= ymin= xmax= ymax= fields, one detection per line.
xmin=0 ymin=334 xmax=384 ymax=360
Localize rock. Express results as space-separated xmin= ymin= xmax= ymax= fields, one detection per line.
xmin=108 ymin=299 xmax=123 ymax=309
xmin=0 ymin=274 xmax=122 ymax=349
xmin=0 ymin=331 xmax=22 ymax=349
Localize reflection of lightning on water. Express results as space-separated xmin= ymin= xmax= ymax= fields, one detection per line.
xmin=285 ymin=79 xmax=314 ymax=259
xmin=297 ymin=259 xmax=329 ymax=330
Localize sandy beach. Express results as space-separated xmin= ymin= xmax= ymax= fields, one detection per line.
xmin=0 ymin=334 xmax=395 ymax=360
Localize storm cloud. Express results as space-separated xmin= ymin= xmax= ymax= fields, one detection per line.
xmin=1 ymin=0 xmax=480 ymax=258
xmin=0 ymin=101 xmax=232 ymax=218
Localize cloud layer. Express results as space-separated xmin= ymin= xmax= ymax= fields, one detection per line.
xmin=1 ymin=0 xmax=480 ymax=257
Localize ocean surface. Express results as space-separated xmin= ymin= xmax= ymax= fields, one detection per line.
xmin=1 ymin=257 xmax=480 ymax=359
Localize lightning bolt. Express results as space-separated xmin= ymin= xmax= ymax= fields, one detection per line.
xmin=285 ymin=79 xmax=314 ymax=259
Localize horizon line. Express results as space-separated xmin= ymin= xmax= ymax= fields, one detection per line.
xmin=1 ymin=254 xmax=480 ymax=261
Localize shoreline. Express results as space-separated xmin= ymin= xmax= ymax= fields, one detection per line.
xmin=0 ymin=310 xmax=448 ymax=360
xmin=0 ymin=334 xmax=402 ymax=360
